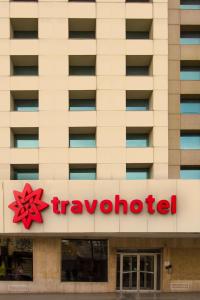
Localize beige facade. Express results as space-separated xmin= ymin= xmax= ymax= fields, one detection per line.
xmin=0 ymin=0 xmax=200 ymax=295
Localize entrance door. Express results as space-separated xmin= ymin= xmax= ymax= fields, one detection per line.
xmin=117 ymin=253 xmax=159 ymax=291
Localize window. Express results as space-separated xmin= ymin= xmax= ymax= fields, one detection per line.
xmin=181 ymin=61 xmax=200 ymax=80
xmin=14 ymin=134 xmax=39 ymax=148
xmin=126 ymin=166 xmax=150 ymax=180
xmin=126 ymin=19 xmax=152 ymax=40
xmin=180 ymin=167 xmax=200 ymax=179
xmin=69 ymin=134 xmax=96 ymax=148
xmin=126 ymin=91 xmax=151 ymax=111
xmin=181 ymin=26 xmax=200 ymax=45
xmin=11 ymin=19 xmax=38 ymax=39
xmin=181 ymin=97 xmax=200 ymax=114
xmin=11 ymin=56 xmax=38 ymax=76
xmin=69 ymin=165 xmax=96 ymax=180
xmin=69 ymin=90 xmax=96 ymax=111
xmin=126 ymin=99 xmax=149 ymax=111
xmin=181 ymin=0 xmax=200 ymax=10
xmin=0 ymin=238 xmax=33 ymax=281
xmin=69 ymin=19 xmax=95 ymax=39
xmin=180 ymin=132 xmax=200 ymax=149
xmin=14 ymin=100 xmax=38 ymax=112
xmin=69 ymin=56 xmax=96 ymax=76
xmin=68 ymin=0 xmax=95 ymax=2
xmin=126 ymin=56 xmax=152 ymax=76
xmin=126 ymin=133 xmax=149 ymax=147
xmin=61 ymin=240 xmax=107 ymax=282
xmin=12 ymin=166 xmax=39 ymax=180
xmin=126 ymin=0 xmax=150 ymax=2
xmin=11 ymin=91 xmax=38 ymax=112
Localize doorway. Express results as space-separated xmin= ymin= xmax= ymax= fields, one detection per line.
xmin=116 ymin=252 xmax=161 ymax=291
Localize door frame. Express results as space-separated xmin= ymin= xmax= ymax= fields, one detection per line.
xmin=117 ymin=252 xmax=160 ymax=292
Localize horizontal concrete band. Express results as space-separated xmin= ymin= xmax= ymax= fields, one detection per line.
xmin=0 ymin=179 xmax=200 ymax=234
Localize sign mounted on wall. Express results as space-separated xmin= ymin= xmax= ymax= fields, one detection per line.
xmin=8 ymin=183 xmax=177 ymax=230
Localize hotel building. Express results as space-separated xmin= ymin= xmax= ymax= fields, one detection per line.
xmin=0 ymin=0 xmax=200 ymax=294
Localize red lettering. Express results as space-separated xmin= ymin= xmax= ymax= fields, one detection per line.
xmin=71 ymin=200 xmax=83 ymax=214
xmin=171 ymin=195 xmax=177 ymax=214
xmin=61 ymin=200 xmax=69 ymax=214
xmin=100 ymin=199 xmax=113 ymax=214
xmin=115 ymin=194 xmax=128 ymax=214
xmin=145 ymin=195 xmax=155 ymax=214
xmin=51 ymin=197 xmax=60 ymax=214
xmin=157 ymin=200 xmax=170 ymax=215
xmin=130 ymin=200 xmax=143 ymax=214
xmin=84 ymin=200 xmax=98 ymax=214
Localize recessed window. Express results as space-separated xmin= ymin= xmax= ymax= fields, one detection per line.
xmin=181 ymin=61 xmax=200 ymax=80
xmin=180 ymin=132 xmax=200 ymax=149
xmin=126 ymin=0 xmax=150 ymax=2
xmin=69 ymin=19 xmax=95 ymax=39
xmin=126 ymin=56 xmax=152 ymax=76
xmin=68 ymin=0 xmax=95 ymax=2
xmin=69 ymin=90 xmax=96 ymax=111
xmin=126 ymin=91 xmax=151 ymax=111
xmin=180 ymin=0 xmax=200 ymax=10
xmin=11 ymin=56 xmax=38 ymax=76
xmin=14 ymin=134 xmax=39 ymax=148
xmin=61 ymin=240 xmax=108 ymax=282
xmin=181 ymin=26 xmax=200 ymax=45
xmin=12 ymin=165 xmax=39 ymax=180
xmin=126 ymin=19 xmax=152 ymax=39
xmin=0 ymin=238 xmax=33 ymax=281
xmin=126 ymin=165 xmax=150 ymax=180
xmin=69 ymin=55 xmax=96 ymax=76
xmin=11 ymin=19 xmax=38 ymax=39
xmin=69 ymin=165 xmax=96 ymax=180
xmin=180 ymin=167 xmax=200 ymax=179
xmin=181 ymin=96 xmax=200 ymax=114
xmin=69 ymin=130 xmax=96 ymax=148
xmin=126 ymin=133 xmax=149 ymax=148
xmin=11 ymin=91 xmax=38 ymax=112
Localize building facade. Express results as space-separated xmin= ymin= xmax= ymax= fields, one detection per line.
xmin=0 ymin=0 xmax=200 ymax=294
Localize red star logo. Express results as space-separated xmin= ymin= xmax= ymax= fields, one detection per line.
xmin=8 ymin=183 xmax=49 ymax=230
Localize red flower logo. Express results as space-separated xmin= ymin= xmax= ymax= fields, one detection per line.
xmin=8 ymin=183 xmax=49 ymax=230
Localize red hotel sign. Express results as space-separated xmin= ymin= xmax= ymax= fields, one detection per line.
xmin=9 ymin=183 xmax=177 ymax=230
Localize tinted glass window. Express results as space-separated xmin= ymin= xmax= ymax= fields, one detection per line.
xmin=14 ymin=169 xmax=39 ymax=180
xmin=61 ymin=240 xmax=108 ymax=282
xmin=126 ymin=66 xmax=149 ymax=76
xmin=13 ymin=31 xmax=38 ymax=39
xmin=69 ymin=99 xmax=96 ymax=111
xmin=126 ymin=99 xmax=149 ymax=111
xmin=69 ymin=134 xmax=96 ymax=148
xmin=180 ymin=133 xmax=200 ymax=149
xmin=14 ymin=99 xmax=38 ymax=112
xmin=180 ymin=67 xmax=200 ymax=80
xmin=69 ymin=66 xmax=95 ymax=76
xmin=69 ymin=168 xmax=96 ymax=180
xmin=126 ymin=133 xmax=149 ymax=147
xmin=0 ymin=238 xmax=33 ymax=281
xmin=181 ymin=99 xmax=200 ymax=114
xmin=180 ymin=167 xmax=200 ymax=179
xmin=126 ymin=168 xmax=149 ymax=180
xmin=14 ymin=134 xmax=39 ymax=148
xmin=14 ymin=66 xmax=38 ymax=76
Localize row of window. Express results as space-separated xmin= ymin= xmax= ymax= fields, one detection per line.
xmin=10 ymin=131 xmax=200 ymax=150
xmin=0 ymin=238 xmax=107 ymax=282
xmin=9 ymin=0 xmax=200 ymax=9
xmin=10 ymin=91 xmax=200 ymax=114
xmin=10 ymin=18 xmax=200 ymax=46
xmin=9 ymin=56 xmax=200 ymax=79
xmin=10 ymin=165 xmax=200 ymax=180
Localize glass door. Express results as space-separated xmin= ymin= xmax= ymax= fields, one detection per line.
xmin=139 ymin=255 xmax=155 ymax=290
xmin=117 ymin=253 xmax=159 ymax=291
xmin=122 ymin=255 xmax=137 ymax=290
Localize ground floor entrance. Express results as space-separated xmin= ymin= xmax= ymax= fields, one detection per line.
xmin=116 ymin=251 xmax=161 ymax=292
